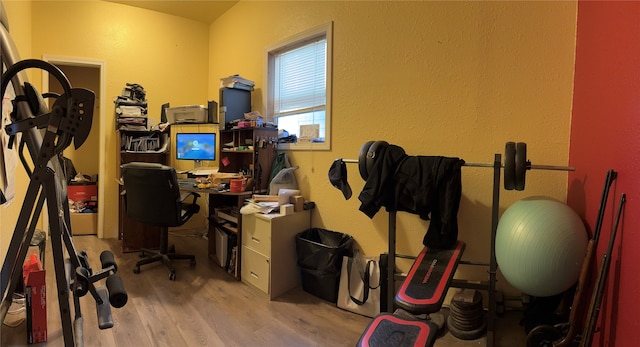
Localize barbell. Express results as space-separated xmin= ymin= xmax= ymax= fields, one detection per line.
xmin=343 ymin=141 xmax=574 ymax=192
xmin=464 ymin=142 xmax=575 ymax=191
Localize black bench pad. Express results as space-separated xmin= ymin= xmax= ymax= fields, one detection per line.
xmin=356 ymin=313 xmax=439 ymax=347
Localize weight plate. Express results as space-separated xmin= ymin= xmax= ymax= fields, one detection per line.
xmin=449 ymin=302 xmax=483 ymax=315
xmin=515 ymin=142 xmax=527 ymax=191
xmin=447 ymin=315 xmax=486 ymax=340
xmin=504 ymin=142 xmax=516 ymax=190
xmin=358 ymin=141 xmax=374 ymax=180
xmin=365 ymin=141 xmax=388 ymax=180
xmin=449 ymin=307 xmax=484 ymax=322
xmin=526 ymin=324 xmax=563 ymax=347
xmin=451 ymin=289 xmax=483 ymax=307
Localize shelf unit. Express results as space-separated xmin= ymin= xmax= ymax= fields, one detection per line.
xmin=218 ymin=127 xmax=278 ymax=193
xmin=206 ymin=191 xmax=252 ymax=280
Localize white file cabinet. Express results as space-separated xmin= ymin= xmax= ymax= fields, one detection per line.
xmin=241 ymin=210 xmax=310 ymax=300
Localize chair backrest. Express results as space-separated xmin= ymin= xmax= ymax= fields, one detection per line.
xmin=121 ymin=162 xmax=183 ymax=227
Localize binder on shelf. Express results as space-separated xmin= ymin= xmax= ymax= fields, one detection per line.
xmin=213 ymin=222 xmax=238 ymax=271
xmin=215 ymin=225 xmax=229 ymax=269
xmin=120 ymin=132 xmax=168 ymax=153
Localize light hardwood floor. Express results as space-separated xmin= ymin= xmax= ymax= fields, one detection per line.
xmin=2 ymin=232 xmax=526 ymax=346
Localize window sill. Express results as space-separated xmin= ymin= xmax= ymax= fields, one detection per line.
xmin=277 ymin=141 xmax=330 ymax=151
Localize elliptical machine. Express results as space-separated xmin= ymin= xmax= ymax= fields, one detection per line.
xmin=0 ymin=4 xmax=127 ymax=345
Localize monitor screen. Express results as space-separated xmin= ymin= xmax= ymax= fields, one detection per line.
xmin=175 ymin=133 xmax=216 ymax=161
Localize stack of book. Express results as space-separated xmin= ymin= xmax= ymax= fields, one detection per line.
xmin=220 ymin=74 xmax=255 ymax=91
xmin=114 ymin=83 xmax=149 ymax=131
xmin=115 ymin=105 xmax=147 ymax=131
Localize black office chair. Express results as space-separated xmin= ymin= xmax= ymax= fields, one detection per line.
xmin=121 ymin=162 xmax=200 ymax=280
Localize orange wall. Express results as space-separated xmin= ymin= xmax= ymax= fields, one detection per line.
xmin=568 ymin=1 xmax=640 ymax=345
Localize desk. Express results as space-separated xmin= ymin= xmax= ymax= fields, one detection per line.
xmin=179 ymin=182 xmax=251 ymax=280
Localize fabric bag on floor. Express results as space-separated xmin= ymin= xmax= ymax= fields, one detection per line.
xmin=337 ymin=249 xmax=381 ymax=317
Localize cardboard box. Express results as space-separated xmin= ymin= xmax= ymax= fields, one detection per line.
xmin=70 ymin=212 xmax=97 ymax=235
xmin=68 ymin=183 xmax=98 ymax=213
xmin=68 ymin=183 xmax=98 ymax=202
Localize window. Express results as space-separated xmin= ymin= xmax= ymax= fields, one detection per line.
xmin=266 ymin=22 xmax=332 ymax=150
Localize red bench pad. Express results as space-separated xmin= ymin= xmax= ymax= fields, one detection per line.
xmin=395 ymin=241 xmax=465 ymax=314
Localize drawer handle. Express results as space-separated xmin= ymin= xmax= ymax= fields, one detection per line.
xmin=250 ymin=271 xmax=259 ymax=279
xmin=251 ymin=236 xmax=261 ymax=243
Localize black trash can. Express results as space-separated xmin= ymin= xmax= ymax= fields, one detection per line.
xmin=296 ymin=228 xmax=353 ymax=303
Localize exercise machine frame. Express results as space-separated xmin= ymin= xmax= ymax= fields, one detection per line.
xmin=345 ymin=146 xmax=575 ymax=347
xmin=1 ymin=9 xmax=126 ymax=345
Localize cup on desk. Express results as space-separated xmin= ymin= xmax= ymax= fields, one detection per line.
xmin=230 ymin=179 xmax=244 ymax=193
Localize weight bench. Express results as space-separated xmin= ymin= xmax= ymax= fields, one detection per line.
xmin=357 ymin=241 xmax=465 ymax=347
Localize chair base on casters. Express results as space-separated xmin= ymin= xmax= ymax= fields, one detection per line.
xmin=133 ymin=246 xmax=196 ymax=281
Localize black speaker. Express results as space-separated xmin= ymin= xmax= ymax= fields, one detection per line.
xmin=207 ymin=100 xmax=218 ymax=124
xmin=160 ymin=102 xmax=170 ymax=123
xmin=219 ymin=87 xmax=250 ymax=130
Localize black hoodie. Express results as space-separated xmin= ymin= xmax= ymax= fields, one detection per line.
xmin=358 ymin=144 xmax=464 ymax=249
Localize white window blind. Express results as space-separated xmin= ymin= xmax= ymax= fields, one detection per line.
xmin=267 ymin=22 xmax=332 ymax=150
xmin=273 ymin=38 xmax=326 ymax=118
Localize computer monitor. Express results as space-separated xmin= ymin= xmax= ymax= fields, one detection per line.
xmin=175 ymin=132 xmax=216 ymax=168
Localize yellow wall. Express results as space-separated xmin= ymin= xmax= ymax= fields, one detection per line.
xmin=209 ymin=1 xmax=577 ymax=289
xmin=30 ymin=0 xmax=209 ymax=240
xmin=2 ymin=1 xmax=578 ymax=295
xmin=0 ymin=0 xmax=210 ymax=269
xmin=0 ymin=0 xmax=34 ymax=269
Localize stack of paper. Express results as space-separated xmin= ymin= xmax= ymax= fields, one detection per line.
xmin=220 ymin=74 xmax=255 ymax=91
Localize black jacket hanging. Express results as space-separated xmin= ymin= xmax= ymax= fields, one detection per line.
xmin=358 ymin=144 xmax=464 ymax=249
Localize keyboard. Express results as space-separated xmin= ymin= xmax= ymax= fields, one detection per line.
xmin=189 ymin=168 xmax=218 ymax=176
xmin=178 ymin=178 xmax=197 ymax=189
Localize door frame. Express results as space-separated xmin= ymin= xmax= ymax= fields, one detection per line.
xmin=42 ymin=55 xmax=107 ymax=238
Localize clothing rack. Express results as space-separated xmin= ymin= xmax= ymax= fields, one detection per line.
xmin=343 ymin=154 xmax=503 ymax=347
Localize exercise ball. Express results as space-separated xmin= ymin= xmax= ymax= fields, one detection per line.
xmin=495 ymin=198 xmax=587 ymax=297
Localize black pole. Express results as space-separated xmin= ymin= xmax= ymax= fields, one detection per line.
xmin=580 ymin=193 xmax=626 ymax=347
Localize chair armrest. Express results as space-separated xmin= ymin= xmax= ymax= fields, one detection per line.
xmin=179 ymin=191 xmax=200 ymax=205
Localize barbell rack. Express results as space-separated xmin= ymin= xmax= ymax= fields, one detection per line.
xmin=342 ymin=150 xmax=574 ymax=347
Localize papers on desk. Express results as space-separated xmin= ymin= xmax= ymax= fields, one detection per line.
xmin=189 ymin=168 xmax=218 ymax=176
xmin=240 ymin=201 xmax=279 ymax=215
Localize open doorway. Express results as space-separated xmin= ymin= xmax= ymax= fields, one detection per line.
xmin=42 ymin=56 xmax=106 ymax=238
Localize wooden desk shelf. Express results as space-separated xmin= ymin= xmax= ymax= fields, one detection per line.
xmin=218 ymin=127 xmax=278 ymax=193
